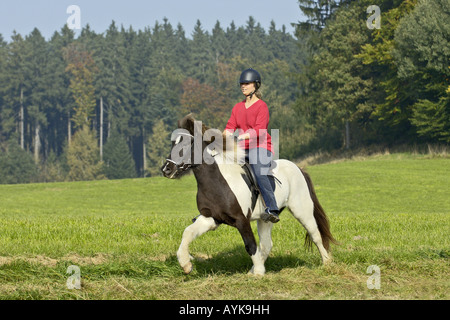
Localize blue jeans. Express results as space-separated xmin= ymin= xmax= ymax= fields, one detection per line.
xmin=246 ymin=148 xmax=279 ymax=212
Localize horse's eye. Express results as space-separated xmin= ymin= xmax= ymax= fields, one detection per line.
xmin=174 ymin=135 xmax=182 ymax=145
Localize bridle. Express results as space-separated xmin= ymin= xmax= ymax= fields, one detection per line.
xmin=164 ymin=132 xmax=200 ymax=177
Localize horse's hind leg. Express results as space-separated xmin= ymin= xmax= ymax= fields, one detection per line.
xmin=289 ymin=198 xmax=331 ymax=265
xmin=177 ymin=215 xmax=219 ymax=274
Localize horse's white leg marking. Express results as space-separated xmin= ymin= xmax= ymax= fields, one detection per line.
xmin=249 ymin=220 xmax=274 ymax=276
xmin=177 ymin=215 xmax=218 ymax=274
xmin=250 ymin=250 xmax=265 ymax=276
xmin=257 ymin=220 xmax=273 ymax=263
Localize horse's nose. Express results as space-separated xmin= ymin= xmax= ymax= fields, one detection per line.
xmin=161 ymin=162 xmax=172 ymax=176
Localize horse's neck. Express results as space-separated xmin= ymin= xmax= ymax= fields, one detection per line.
xmin=193 ymin=162 xmax=222 ymax=186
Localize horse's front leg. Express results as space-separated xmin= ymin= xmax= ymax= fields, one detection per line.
xmin=177 ymin=215 xmax=218 ymax=274
xmin=256 ymin=220 xmax=273 ymax=263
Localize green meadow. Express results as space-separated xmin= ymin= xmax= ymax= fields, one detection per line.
xmin=0 ymin=153 xmax=448 ymax=300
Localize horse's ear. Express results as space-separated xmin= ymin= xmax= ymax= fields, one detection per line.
xmin=178 ymin=113 xmax=195 ymax=134
xmin=178 ymin=113 xmax=192 ymax=128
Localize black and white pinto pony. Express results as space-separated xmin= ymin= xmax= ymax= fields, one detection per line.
xmin=161 ymin=115 xmax=337 ymax=276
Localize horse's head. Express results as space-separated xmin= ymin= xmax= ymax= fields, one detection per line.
xmin=161 ymin=114 xmax=196 ymax=179
xmin=161 ymin=114 xmax=244 ymax=179
xmin=160 ymin=114 xmax=212 ymax=179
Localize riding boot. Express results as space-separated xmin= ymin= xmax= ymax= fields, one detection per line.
xmin=262 ymin=208 xmax=280 ymax=224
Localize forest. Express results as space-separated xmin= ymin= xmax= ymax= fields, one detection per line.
xmin=0 ymin=0 xmax=448 ymax=184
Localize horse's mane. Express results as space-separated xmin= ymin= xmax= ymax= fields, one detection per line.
xmin=178 ymin=113 xmax=210 ymax=136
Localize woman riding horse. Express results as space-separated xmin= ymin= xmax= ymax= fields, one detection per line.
xmin=161 ymin=70 xmax=337 ymax=276
xmin=223 ymin=68 xmax=280 ymax=223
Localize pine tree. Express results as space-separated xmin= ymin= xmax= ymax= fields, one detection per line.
xmin=46 ymin=26 xmax=76 ymax=157
xmin=147 ymin=19 xmax=184 ymax=126
xmin=190 ymin=20 xmax=213 ymax=83
xmin=67 ymin=125 xmax=104 ymax=181
xmin=147 ymin=119 xmax=170 ymax=177
xmin=97 ymin=22 xmax=132 ymax=134
xmin=174 ymin=23 xmax=191 ymax=74
xmin=296 ymin=0 xmax=342 ymax=33
xmin=126 ymin=26 xmax=152 ymax=140
xmin=244 ymin=17 xmax=270 ymax=64
xmin=25 ymin=28 xmax=53 ymax=163
xmin=3 ymin=32 xmax=28 ymax=144
xmin=63 ymin=43 xmax=97 ymax=130
xmin=103 ymin=129 xmax=137 ymax=179
xmin=410 ymin=98 xmax=450 ymax=143
xmin=211 ymin=21 xmax=229 ymax=67
xmin=0 ymin=34 xmax=7 ymax=142
xmin=0 ymin=140 xmax=37 ymax=184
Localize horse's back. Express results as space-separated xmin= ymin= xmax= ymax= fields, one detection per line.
xmin=216 ymin=158 xmax=311 ymax=220
xmin=272 ymin=159 xmax=310 ymax=204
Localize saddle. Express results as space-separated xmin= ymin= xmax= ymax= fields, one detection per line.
xmin=240 ymin=162 xmax=278 ymax=212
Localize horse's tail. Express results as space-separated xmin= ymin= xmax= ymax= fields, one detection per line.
xmin=300 ymin=168 xmax=338 ymax=251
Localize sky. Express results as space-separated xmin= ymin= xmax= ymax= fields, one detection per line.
xmin=0 ymin=0 xmax=305 ymax=41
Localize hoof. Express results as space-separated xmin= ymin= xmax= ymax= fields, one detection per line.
xmin=248 ymin=266 xmax=265 ymax=276
xmin=181 ymin=262 xmax=193 ymax=274
xmin=322 ymin=252 xmax=332 ymax=265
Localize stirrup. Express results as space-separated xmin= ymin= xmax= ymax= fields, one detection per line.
xmin=261 ymin=209 xmax=280 ymax=224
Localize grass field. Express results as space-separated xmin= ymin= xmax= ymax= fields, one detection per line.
xmin=0 ymin=153 xmax=448 ymax=300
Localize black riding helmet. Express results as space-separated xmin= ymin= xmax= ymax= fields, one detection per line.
xmin=239 ymin=68 xmax=261 ymax=99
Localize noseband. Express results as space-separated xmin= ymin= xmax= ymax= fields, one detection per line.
xmin=165 ymin=158 xmax=198 ymax=173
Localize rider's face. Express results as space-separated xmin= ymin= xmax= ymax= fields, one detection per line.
xmin=240 ymin=82 xmax=256 ymax=96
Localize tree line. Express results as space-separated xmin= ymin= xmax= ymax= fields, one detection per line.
xmin=0 ymin=17 xmax=299 ymax=183
xmin=0 ymin=0 xmax=448 ymax=184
